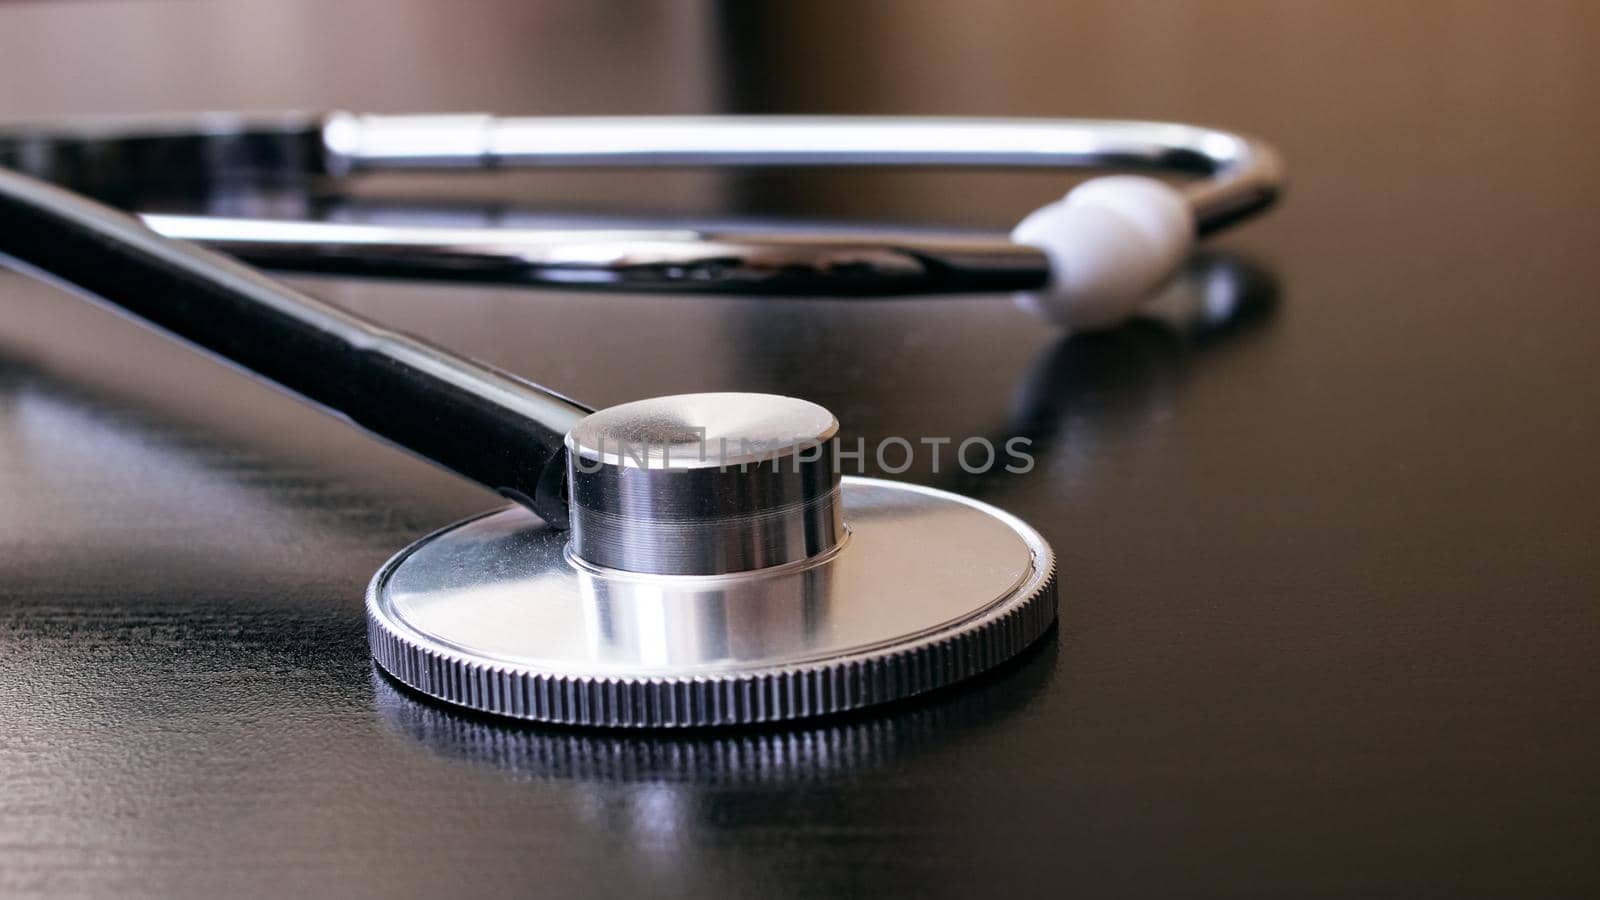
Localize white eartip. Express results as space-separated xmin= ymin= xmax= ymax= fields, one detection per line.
xmin=1011 ymin=175 xmax=1195 ymax=330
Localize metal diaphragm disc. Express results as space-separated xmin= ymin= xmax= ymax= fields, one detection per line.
xmin=367 ymin=477 xmax=1057 ymax=728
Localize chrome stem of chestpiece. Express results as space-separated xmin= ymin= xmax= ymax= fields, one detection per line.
xmin=565 ymin=394 xmax=846 ymax=576
xmin=0 ymin=113 xmax=1283 ymax=726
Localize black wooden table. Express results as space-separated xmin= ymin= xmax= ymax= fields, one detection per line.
xmin=2 ymin=2 xmax=1596 ymax=897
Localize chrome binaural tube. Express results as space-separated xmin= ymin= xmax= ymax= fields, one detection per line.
xmin=0 ymin=114 xmax=1283 ymax=295
xmin=321 ymin=115 xmax=1281 ymax=233
xmin=134 ymin=215 xmax=1053 ymax=295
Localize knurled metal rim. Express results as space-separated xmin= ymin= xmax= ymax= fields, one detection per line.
xmin=367 ymin=506 xmax=1057 ymax=729
xmin=370 ymin=635 xmax=1058 ymax=783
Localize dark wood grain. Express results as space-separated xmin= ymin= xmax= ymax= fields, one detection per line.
xmin=2 ymin=2 xmax=1597 ymax=897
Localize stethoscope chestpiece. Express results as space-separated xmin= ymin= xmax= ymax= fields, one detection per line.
xmin=367 ymin=393 xmax=1057 ymax=728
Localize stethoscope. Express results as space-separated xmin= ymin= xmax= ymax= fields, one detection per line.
xmin=0 ymin=114 xmax=1283 ymax=727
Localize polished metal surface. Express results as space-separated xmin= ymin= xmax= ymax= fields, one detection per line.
xmin=2 ymin=114 xmax=1281 ymax=294
xmin=135 ymin=214 xmax=1052 ymax=295
xmin=370 ymin=637 xmax=1056 ymax=785
xmin=566 ymin=393 xmax=843 ymax=575
xmin=367 ymin=477 xmax=1057 ymax=727
xmin=323 ymin=115 xmax=1281 ymax=233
